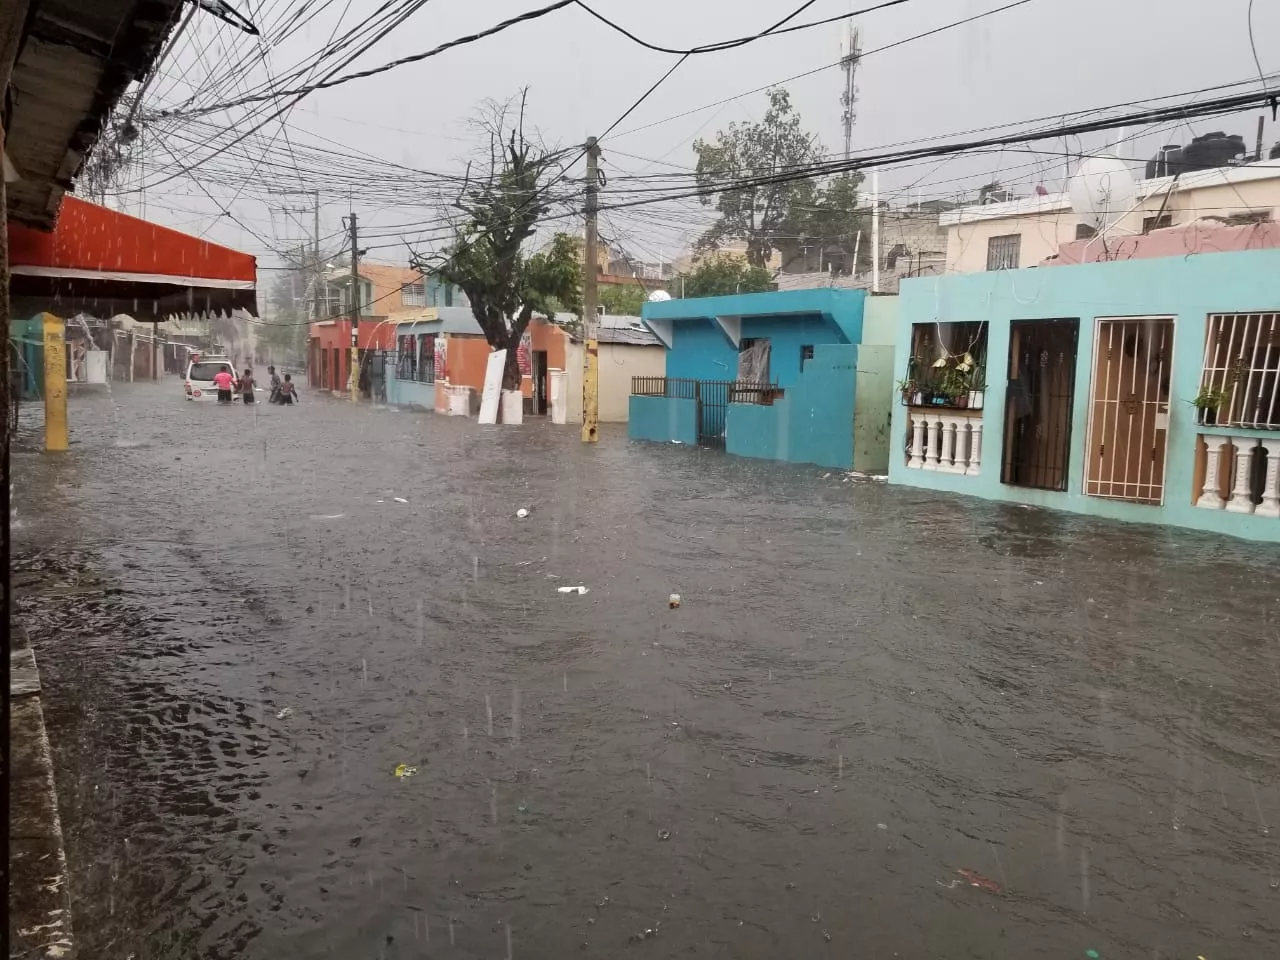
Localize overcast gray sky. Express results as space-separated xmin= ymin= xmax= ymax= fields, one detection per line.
xmin=130 ymin=0 xmax=1279 ymax=267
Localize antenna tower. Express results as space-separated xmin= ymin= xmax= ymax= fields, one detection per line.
xmin=840 ymin=23 xmax=861 ymax=162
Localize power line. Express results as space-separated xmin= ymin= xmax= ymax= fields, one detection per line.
xmin=609 ymin=0 xmax=1040 ymax=141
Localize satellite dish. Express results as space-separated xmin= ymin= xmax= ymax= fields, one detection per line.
xmin=1067 ymin=156 xmax=1137 ymax=234
xmin=647 ymin=290 xmax=672 ymax=302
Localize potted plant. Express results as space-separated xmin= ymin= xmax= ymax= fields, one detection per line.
xmin=1191 ymin=385 xmax=1229 ymax=425
xmin=967 ymin=371 xmax=987 ymax=411
xmin=897 ymin=376 xmax=915 ymax=404
xmin=939 ymin=366 xmax=970 ymax=408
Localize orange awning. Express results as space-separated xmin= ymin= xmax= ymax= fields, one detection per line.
xmin=8 ymin=195 xmax=258 ymax=321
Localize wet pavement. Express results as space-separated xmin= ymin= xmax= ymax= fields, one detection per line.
xmin=11 ymin=379 xmax=1280 ymax=959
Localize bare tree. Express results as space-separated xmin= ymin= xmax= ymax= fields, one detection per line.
xmin=413 ymin=91 xmax=580 ymax=390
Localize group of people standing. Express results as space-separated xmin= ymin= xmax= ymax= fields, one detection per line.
xmin=213 ymin=365 xmax=299 ymax=406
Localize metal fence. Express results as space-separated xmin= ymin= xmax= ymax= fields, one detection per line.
xmin=630 ymin=376 xmax=786 ymax=450
xmin=631 ymin=376 xmax=698 ymax=399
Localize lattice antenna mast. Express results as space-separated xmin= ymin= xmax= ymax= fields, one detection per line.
xmin=839 ymin=23 xmax=861 ymax=162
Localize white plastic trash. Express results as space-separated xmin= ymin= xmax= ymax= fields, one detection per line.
xmin=517 ymin=508 xmax=530 ymax=519
xmin=558 ymin=586 xmax=589 ymax=595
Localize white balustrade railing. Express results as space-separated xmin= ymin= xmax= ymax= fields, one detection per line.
xmin=1195 ymin=433 xmax=1280 ymax=518
xmin=906 ymin=409 xmax=984 ymax=476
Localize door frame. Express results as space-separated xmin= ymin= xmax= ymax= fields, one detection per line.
xmin=1082 ymin=315 xmax=1176 ymax=505
xmin=1000 ymin=317 xmax=1080 ymax=492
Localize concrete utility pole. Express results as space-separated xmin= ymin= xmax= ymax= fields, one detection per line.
xmin=347 ymin=212 xmax=360 ymax=402
xmin=871 ymin=170 xmax=880 ymax=294
xmin=268 ymin=187 xmax=323 ymax=322
xmin=581 ymin=137 xmax=601 ymax=443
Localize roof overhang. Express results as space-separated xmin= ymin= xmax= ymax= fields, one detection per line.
xmin=5 ymin=0 xmax=185 ymax=228
xmin=8 ymin=195 xmax=257 ymax=321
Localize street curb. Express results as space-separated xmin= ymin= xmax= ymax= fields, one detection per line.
xmin=9 ymin=634 xmax=76 ymax=960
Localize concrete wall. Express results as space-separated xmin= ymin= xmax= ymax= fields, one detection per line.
xmin=386 ymin=375 xmax=435 ymax=410
xmin=629 ymin=396 xmax=697 ymax=444
xmin=666 ymin=314 xmax=849 ymax=387
xmin=861 ymin=294 xmax=899 ymax=346
xmin=599 ymin=343 xmax=664 ymax=422
xmin=853 ymin=344 xmax=895 ymax=473
xmin=889 ymin=248 xmax=1280 ymax=541
xmin=723 ymin=344 xmax=862 ymax=470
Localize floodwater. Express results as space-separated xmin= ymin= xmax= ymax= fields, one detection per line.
xmin=12 ymin=380 xmax=1280 ymax=959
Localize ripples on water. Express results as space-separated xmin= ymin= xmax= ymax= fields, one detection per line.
xmin=12 ymin=383 xmax=1280 ymax=958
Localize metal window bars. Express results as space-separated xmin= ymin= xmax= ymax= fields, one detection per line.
xmin=1198 ymin=312 xmax=1280 ymax=430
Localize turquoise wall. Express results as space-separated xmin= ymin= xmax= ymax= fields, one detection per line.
xmin=665 ymin=314 xmax=847 ymax=386
xmin=629 ymin=396 xmax=698 ymax=445
xmin=889 ymin=249 xmax=1280 ymax=542
xmin=387 ymin=374 xmax=434 ymax=409
xmin=725 ymin=344 xmax=860 ymax=469
xmin=645 ymin=288 xmax=867 ymax=386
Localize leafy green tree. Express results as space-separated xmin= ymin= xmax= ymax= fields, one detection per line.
xmin=599 ymin=283 xmax=647 ymax=316
xmin=418 ymin=94 xmax=581 ymax=389
xmin=671 ymin=257 xmax=775 ymax=298
xmin=782 ymin=173 xmax=871 ymax=275
xmin=692 ymin=88 xmax=822 ymax=270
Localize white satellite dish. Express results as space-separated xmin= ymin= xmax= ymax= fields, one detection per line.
xmin=647 ymin=289 xmax=672 ymax=302
xmin=1067 ymin=156 xmax=1137 ymax=234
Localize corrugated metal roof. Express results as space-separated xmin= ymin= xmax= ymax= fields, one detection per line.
xmin=6 ymin=0 xmax=184 ymax=227
xmin=598 ymin=325 xmax=662 ymax=347
xmin=394 ymin=306 xmax=483 ymax=337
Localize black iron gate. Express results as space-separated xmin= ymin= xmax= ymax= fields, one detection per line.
xmin=1001 ymin=318 xmax=1080 ymax=491
xmin=696 ymin=380 xmax=729 ymax=450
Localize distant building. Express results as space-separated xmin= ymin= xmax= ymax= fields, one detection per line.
xmin=940 ymin=159 xmax=1280 ymax=274
xmin=323 ymin=261 xmax=467 ymax=319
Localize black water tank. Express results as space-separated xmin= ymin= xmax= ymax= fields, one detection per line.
xmin=1145 ymin=144 xmax=1183 ymax=179
xmin=1180 ymin=131 xmax=1247 ymax=172
xmin=1270 ymin=141 xmax=1280 ymax=160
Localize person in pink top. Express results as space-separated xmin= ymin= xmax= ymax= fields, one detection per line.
xmin=212 ymin=368 xmax=235 ymax=404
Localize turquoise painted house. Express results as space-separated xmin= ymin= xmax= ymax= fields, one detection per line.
xmin=629 ymin=288 xmax=896 ymax=470
xmin=889 ymin=249 xmax=1280 ymax=542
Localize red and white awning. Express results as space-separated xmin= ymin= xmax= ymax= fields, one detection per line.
xmin=8 ymin=196 xmax=258 ymax=321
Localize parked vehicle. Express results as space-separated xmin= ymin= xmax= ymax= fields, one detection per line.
xmin=184 ymin=357 xmax=237 ymax=401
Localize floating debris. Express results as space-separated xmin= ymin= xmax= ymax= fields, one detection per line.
xmin=309 ymin=514 xmax=345 ymax=520
xmin=394 ymin=497 xmax=409 ymax=504
xmin=516 ymin=507 xmax=530 ymax=519
xmin=275 ymin=707 xmax=293 ymax=720
xmin=517 ymin=801 xmax=529 ymax=814
xmin=657 ymin=829 xmax=671 ymax=841
xmin=558 ymin=586 xmax=589 ymax=595
xmin=394 ymin=764 xmax=418 ymax=779
xmin=956 ymin=868 xmax=1002 ymax=894
xmin=668 ymin=593 xmax=681 ymax=608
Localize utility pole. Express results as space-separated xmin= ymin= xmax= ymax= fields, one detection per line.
xmin=581 ymin=137 xmax=601 ymax=443
xmin=871 ymin=170 xmax=880 ymax=294
xmin=347 ymin=212 xmax=360 ymax=402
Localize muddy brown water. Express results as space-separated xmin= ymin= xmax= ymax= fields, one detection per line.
xmin=11 ymin=381 xmax=1280 ymax=959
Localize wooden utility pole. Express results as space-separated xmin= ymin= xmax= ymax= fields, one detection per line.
xmin=581 ymin=137 xmax=601 ymax=443
xmin=347 ymin=212 xmax=360 ymax=402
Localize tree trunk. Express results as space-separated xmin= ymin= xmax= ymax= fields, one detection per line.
xmin=500 ymin=305 xmax=535 ymax=391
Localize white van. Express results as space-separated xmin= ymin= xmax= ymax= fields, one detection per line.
xmin=184 ymin=357 xmax=236 ymax=401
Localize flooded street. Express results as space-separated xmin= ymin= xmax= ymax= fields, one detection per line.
xmin=12 ymin=380 xmax=1280 ymax=959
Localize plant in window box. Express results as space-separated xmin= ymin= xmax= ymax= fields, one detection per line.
xmin=967 ymin=370 xmax=987 ymax=410
xmin=939 ymin=367 xmax=970 ymax=408
xmin=896 ymin=376 xmax=917 ymax=405
xmin=1191 ymin=385 xmax=1229 ymax=426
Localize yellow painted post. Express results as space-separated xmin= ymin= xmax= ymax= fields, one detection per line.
xmin=41 ymin=312 xmax=67 ymax=452
xmin=580 ymin=137 xmax=601 ymax=443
